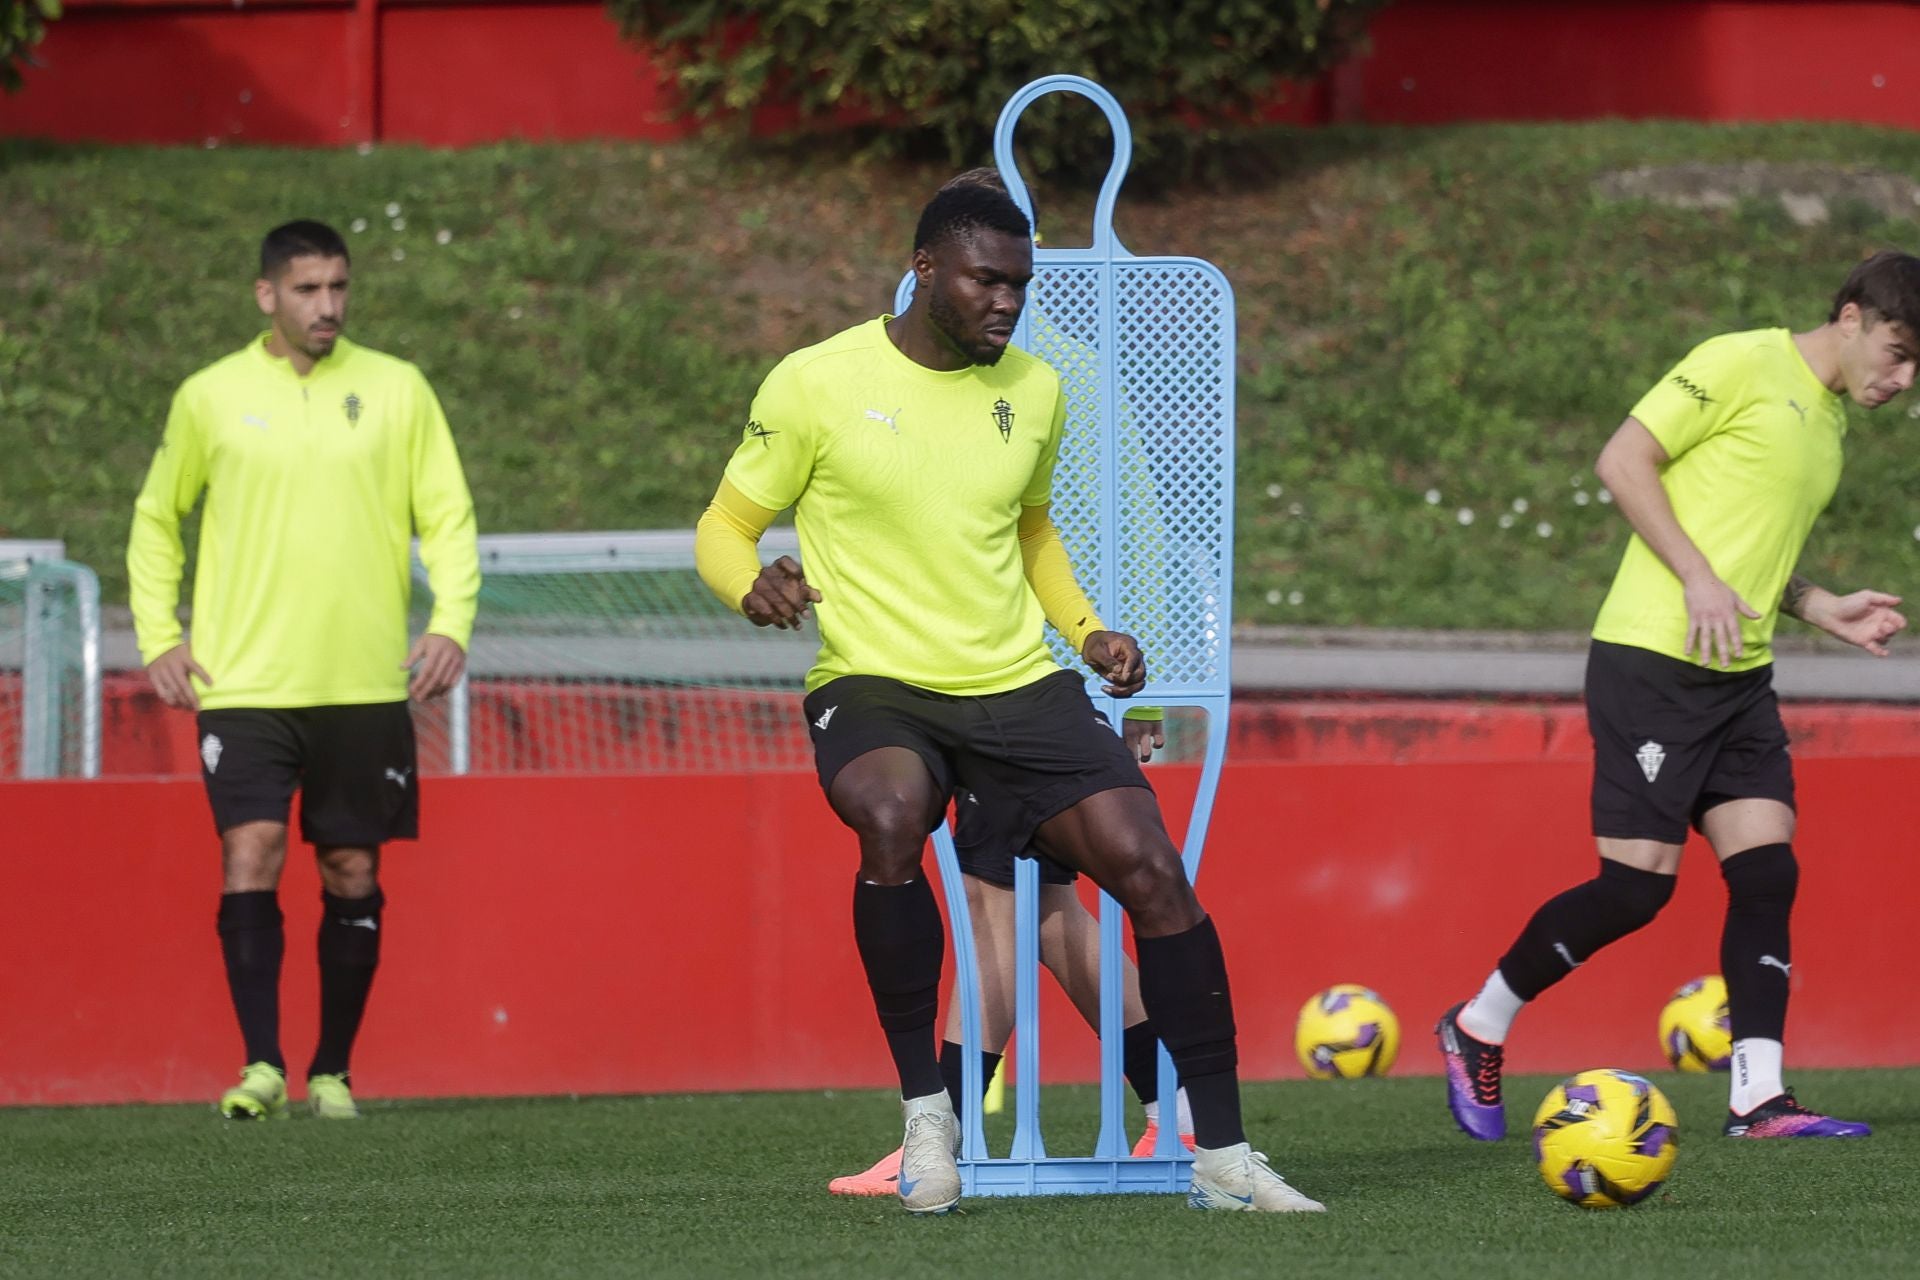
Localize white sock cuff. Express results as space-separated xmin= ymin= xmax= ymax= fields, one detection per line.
xmin=1457 ymin=969 xmax=1525 ymax=1044
xmin=1730 ymin=1037 xmax=1785 ymax=1113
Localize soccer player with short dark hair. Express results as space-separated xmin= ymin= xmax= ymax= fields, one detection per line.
xmin=1438 ymin=250 xmax=1920 ymax=1143
xmin=128 ymin=219 xmax=480 ymax=1121
xmin=825 ymin=167 xmax=1191 ymax=1199
xmin=696 ymin=182 xmax=1320 ymax=1214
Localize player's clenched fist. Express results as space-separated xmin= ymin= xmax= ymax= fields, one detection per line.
xmin=742 ymin=555 xmax=823 ymax=631
xmin=1082 ymin=629 xmax=1147 ymax=698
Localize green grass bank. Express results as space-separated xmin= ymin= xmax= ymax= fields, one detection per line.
xmin=4 ymin=122 xmax=1919 ymax=628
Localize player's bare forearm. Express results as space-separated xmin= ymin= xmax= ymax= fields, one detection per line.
xmin=1780 ymin=573 xmax=1820 ymax=622
xmin=1597 ymin=418 xmax=1756 ymax=666
xmin=1783 ymin=581 xmax=1907 ymax=656
xmin=1595 ymin=423 xmax=1712 ymax=587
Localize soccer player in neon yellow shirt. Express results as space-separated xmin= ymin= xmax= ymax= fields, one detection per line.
xmin=697 ymin=182 xmax=1320 ymax=1215
xmin=1438 ymin=251 xmax=1919 ymax=1143
xmin=128 ymin=220 xmax=479 ymax=1121
xmin=828 ymin=169 xmax=1193 ymax=1199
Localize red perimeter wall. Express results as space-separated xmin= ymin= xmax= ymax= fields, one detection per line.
xmin=4 ymin=0 xmax=1916 ymax=147
xmin=4 ymin=750 xmax=1917 ymax=1107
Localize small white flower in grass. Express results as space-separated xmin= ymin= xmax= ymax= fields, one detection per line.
xmin=1424 ymin=488 xmax=1441 ymax=505
xmin=391 ymin=217 xmax=407 ymax=232
xmin=508 ymin=306 xmax=524 ymax=320
xmin=436 ymin=229 xmax=453 ymax=246
xmin=356 ymin=141 xmax=375 ymax=157
xmin=350 ymin=218 xmax=368 ymax=234
xmin=203 ymin=137 xmax=220 ymax=150
xmin=1574 ymin=490 xmax=1591 ymax=506
xmin=391 ymin=248 xmax=406 ymax=262
xmin=385 ymin=201 xmax=402 ymax=217
xmin=1598 ymin=488 xmax=1613 ymax=504
xmin=1536 ymin=522 xmax=1554 ymax=538
xmin=1570 ymin=475 xmax=1585 ymax=488
xmin=1912 ymin=524 xmax=1920 ymax=541
xmin=1511 ymin=497 xmax=1529 ymax=514
xmin=1456 ymin=508 xmax=1474 ymax=526
xmin=1908 ymin=403 xmax=1920 ymax=420
xmin=1288 ymin=590 xmax=1305 ymax=606
xmin=1288 ymin=502 xmax=1304 ymax=517
xmin=1498 ymin=513 xmax=1516 ymax=529
xmin=1265 ymin=483 xmax=1283 ymax=499
xmin=1266 ymin=589 xmax=1283 ymax=605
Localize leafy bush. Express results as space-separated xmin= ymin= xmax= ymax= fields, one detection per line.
xmin=1 ymin=0 xmax=59 ymax=93
xmin=605 ymin=0 xmax=1387 ymax=180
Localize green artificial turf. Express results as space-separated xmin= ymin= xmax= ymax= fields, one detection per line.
xmin=4 ymin=1069 xmax=1913 ymax=1278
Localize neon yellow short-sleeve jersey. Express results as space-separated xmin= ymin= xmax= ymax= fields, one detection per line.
xmin=722 ymin=316 xmax=1069 ymax=695
xmin=1592 ymin=328 xmax=1845 ymax=669
xmin=128 ymin=334 xmax=480 ymax=709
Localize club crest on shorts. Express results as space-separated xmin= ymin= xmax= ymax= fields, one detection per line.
xmin=200 ymin=733 xmax=223 ymax=774
xmin=1636 ymin=740 xmax=1666 ymax=783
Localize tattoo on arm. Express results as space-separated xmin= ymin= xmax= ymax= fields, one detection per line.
xmin=1781 ymin=573 xmax=1816 ymax=621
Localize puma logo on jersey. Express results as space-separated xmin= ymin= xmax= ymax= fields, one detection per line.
xmin=340 ymin=916 xmax=379 ymax=932
xmin=1759 ymin=955 xmax=1792 ymax=977
xmin=242 ymin=414 xmax=271 ymax=431
xmin=200 ymin=734 xmax=224 ymax=774
xmin=384 ymin=767 xmax=412 ymax=789
xmin=1636 ymin=741 xmax=1666 ymax=782
xmin=814 ymin=706 xmax=838 ymax=731
xmin=1788 ymin=399 xmax=1809 ymax=426
xmin=864 ymin=407 xmax=901 ymax=433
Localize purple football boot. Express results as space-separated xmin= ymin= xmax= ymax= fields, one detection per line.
xmin=1724 ymin=1089 xmax=1872 ymax=1139
xmin=1437 ymin=1002 xmax=1506 ymax=1141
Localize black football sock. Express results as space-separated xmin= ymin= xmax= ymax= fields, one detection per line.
xmin=1719 ymin=844 xmax=1797 ymax=1042
xmin=309 ymin=888 xmax=385 ymax=1080
xmin=1122 ymin=1019 xmax=1163 ymax=1106
xmin=938 ymin=1039 xmax=1005 ymax=1113
xmin=1135 ymin=916 xmax=1242 ymax=1149
xmin=217 ymin=890 xmax=285 ymax=1073
xmin=853 ymin=878 xmax=946 ymax=1101
xmin=1497 ymin=860 xmax=1676 ymax=1000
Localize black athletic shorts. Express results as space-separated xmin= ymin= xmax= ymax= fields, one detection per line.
xmin=802 ymin=669 xmax=1150 ymax=876
xmin=1585 ymin=640 xmax=1795 ymax=844
xmin=952 ymin=780 xmax=1080 ymax=890
xmin=196 ymin=702 xmax=419 ymax=846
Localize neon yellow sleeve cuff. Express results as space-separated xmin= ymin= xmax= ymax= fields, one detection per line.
xmin=695 ymin=479 xmax=779 ymax=615
xmin=1018 ymin=505 xmax=1104 ymax=654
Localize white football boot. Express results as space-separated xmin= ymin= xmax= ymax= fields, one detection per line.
xmin=896 ymin=1091 xmax=962 ymax=1215
xmin=1189 ymin=1142 xmax=1326 ymax=1213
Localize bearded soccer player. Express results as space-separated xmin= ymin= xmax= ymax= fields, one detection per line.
xmin=1438 ymin=250 xmax=1919 ymax=1143
xmin=128 ymin=220 xmax=479 ymax=1121
xmin=695 ymin=183 xmax=1319 ymax=1215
